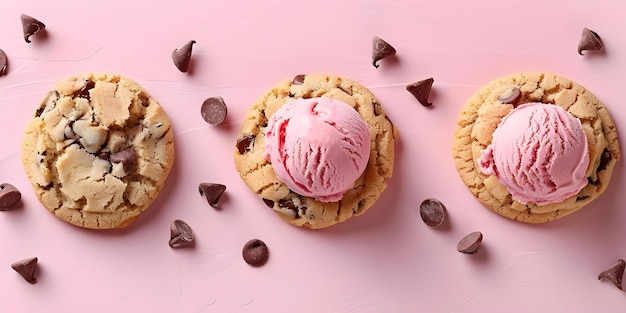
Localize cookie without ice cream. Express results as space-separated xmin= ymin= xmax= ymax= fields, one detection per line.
xmin=22 ymin=73 xmax=175 ymax=229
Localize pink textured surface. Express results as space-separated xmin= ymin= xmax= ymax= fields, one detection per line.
xmin=479 ymin=103 xmax=590 ymax=205
xmin=1 ymin=1 xmax=625 ymax=312
xmin=264 ymin=97 xmax=371 ymax=202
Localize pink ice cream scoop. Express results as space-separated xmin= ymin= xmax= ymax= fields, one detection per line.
xmin=264 ymin=97 xmax=371 ymax=202
xmin=478 ymin=102 xmax=589 ymax=205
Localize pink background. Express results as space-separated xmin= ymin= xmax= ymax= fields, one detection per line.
xmin=2 ymin=0 xmax=626 ymax=312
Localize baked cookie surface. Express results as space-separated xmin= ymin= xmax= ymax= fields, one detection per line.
xmin=22 ymin=73 xmax=175 ymax=229
xmin=453 ymin=72 xmax=620 ymax=223
xmin=234 ymin=74 xmax=398 ymax=229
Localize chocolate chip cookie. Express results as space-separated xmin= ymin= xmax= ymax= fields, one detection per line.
xmin=452 ymin=72 xmax=620 ymax=223
xmin=22 ymin=73 xmax=175 ymax=229
xmin=234 ymin=74 xmax=398 ymax=229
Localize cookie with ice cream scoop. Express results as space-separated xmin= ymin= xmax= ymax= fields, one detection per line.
xmin=234 ymin=74 xmax=398 ymax=229
xmin=452 ymin=72 xmax=620 ymax=223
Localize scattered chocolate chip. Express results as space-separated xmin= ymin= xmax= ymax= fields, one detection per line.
xmin=110 ymin=148 xmax=136 ymax=173
xmin=0 ymin=183 xmax=21 ymax=210
xmin=0 ymin=49 xmax=7 ymax=76
xmin=278 ymin=199 xmax=298 ymax=213
xmin=578 ymin=28 xmax=603 ymax=55
xmin=497 ymin=87 xmax=522 ymax=106
xmin=242 ymin=239 xmax=269 ymax=267
xmin=236 ymin=134 xmax=255 ymax=154
xmin=201 ymin=96 xmax=227 ymax=125
xmin=419 ymin=198 xmax=447 ymax=227
xmin=292 ymin=74 xmax=306 ymax=85
xmin=77 ymin=80 xmax=95 ymax=99
xmin=198 ymin=183 xmax=226 ymax=208
xmin=172 ymin=40 xmax=196 ymax=73
xmin=372 ymin=36 xmax=396 ymax=68
xmin=598 ymin=259 xmax=625 ymax=290
xmin=406 ymin=78 xmax=434 ymax=107
xmin=169 ymin=219 xmax=194 ymax=248
xmin=457 ymin=231 xmax=483 ymax=254
xmin=11 ymin=257 xmax=38 ymax=284
xmin=262 ymin=198 xmax=275 ymax=208
xmin=598 ymin=149 xmax=612 ymax=172
xmin=21 ymin=14 xmax=46 ymax=43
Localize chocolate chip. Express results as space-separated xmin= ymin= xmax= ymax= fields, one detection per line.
xmin=21 ymin=14 xmax=45 ymax=43
xmin=497 ymin=87 xmax=522 ymax=106
xmin=77 ymin=80 xmax=95 ymax=99
xmin=578 ymin=28 xmax=603 ymax=55
xmin=419 ymin=198 xmax=447 ymax=227
xmin=598 ymin=149 xmax=612 ymax=172
xmin=0 ymin=183 xmax=21 ymax=211
xmin=292 ymin=74 xmax=306 ymax=85
xmin=110 ymin=148 xmax=136 ymax=173
xmin=242 ymin=239 xmax=269 ymax=267
xmin=0 ymin=49 xmax=7 ymax=76
xmin=457 ymin=231 xmax=483 ymax=254
xmin=372 ymin=36 xmax=396 ymax=68
xmin=11 ymin=257 xmax=38 ymax=284
xmin=169 ymin=219 xmax=194 ymax=248
xmin=598 ymin=259 xmax=625 ymax=290
xmin=236 ymin=134 xmax=255 ymax=154
xmin=172 ymin=40 xmax=196 ymax=73
xmin=198 ymin=183 xmax=226 ymax=208
xmin=406 ymin=78 xmax=434 ymax=107
xmin=262 ymin=198 xmax=275 ymax=208
xmin=97 ymin=151 xmax=110 ymax=160
xmin=201 ymin=96 xmax=227 ymax=125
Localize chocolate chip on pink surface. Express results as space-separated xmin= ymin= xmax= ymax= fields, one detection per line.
xmin=598 ymin=259 xmax=625 ymax=290
xmin=497 ymin=87 xmax=521 ymax=106
xmin=419 ymin=198 xmax=447 ymax=227
xmin=457 ymin=231 xmax=483 ymax=254
xmin=242 ymin=239 xmax=269 ymax=267
xmin=11 ymin=257 xmax=38 ymax=284
xmin=172 ymin=40 xmax=196 ymax=73
xmin=110 ymin=148 xmax=136 ymax=173
xmin=372 ymin=36 xmax=396 ymax=68
xmin=198 ymin=183 xmax=226 ymax=208
xmin=406 ymin=78 xmax=434 ymax=107
xmin=0 ymin=49 xmax=8 ymax=76
xmin=21 ymin=14 xmax=46 ymax=43
xmin=201 ymin=97 xmax=227 ymax=125
xmin=0 ymin=183 xmax=21 ymax=210
xmin=578 ymin=27 xmax=603 ymax=55
xmin=169 ymin=219 xmax=194 ymax=248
